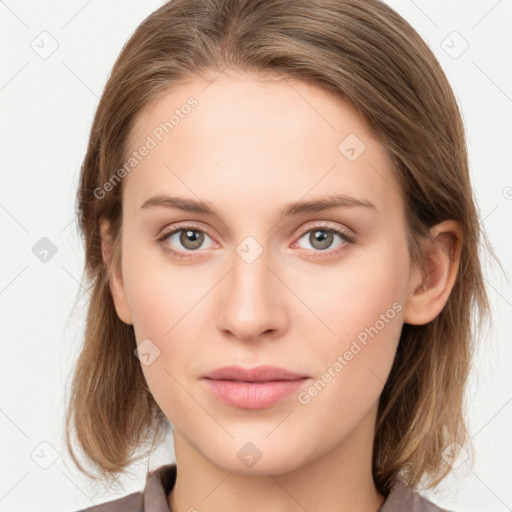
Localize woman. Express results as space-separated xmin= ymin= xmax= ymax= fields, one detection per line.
xmin=65 ymin=0 xmax=494 ymax=510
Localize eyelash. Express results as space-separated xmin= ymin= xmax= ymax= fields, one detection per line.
xmin=156 ymin=221 xmax=356 ymax=260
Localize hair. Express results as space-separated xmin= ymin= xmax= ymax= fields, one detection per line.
xmin=64 ymin=0 xmax=499 ymax=496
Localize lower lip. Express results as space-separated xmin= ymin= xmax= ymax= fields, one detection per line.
xmin=201 ymin=378 xmax=309 ymax=409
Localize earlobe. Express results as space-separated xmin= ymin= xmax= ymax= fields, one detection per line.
xmin=403 ymin=220 xmax=463 ymax=326
xmin=99 ymin=217 xmax=133 ymax=326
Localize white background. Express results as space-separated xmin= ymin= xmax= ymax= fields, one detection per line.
xmin=1 ymin=1 xmax=511 ymax=511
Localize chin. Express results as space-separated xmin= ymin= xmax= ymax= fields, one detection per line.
xmin=220 ymin=456 xmax=306 ymax=476
xmin=202 ymin=434 xmax=314 ymax=476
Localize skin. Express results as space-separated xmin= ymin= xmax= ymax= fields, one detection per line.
xmin=100 ymin=72 xmax=462 ymax=512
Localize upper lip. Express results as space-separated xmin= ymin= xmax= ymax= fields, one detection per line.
xmin=201 ymin=365 xmax=309 ymax=382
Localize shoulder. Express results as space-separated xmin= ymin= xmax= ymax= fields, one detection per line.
xmin=71 ymin=464 xmax=176 ymax=512
xmin=380 ymin=478 xmax=454 ymax=512
xmin=76 ymin=492 xmax=144 ymax=512
xmin=73 ymin=491 xmax=143 ymax=512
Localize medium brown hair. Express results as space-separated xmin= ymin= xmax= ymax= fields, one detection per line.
xmin=64 ymin=0 xmax=497 ymax=495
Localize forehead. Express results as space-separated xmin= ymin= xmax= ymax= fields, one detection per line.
xmin=122 ymin=74 xmax=404 ymax=223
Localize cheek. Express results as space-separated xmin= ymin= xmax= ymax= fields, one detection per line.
xmin=120 ymin=241 xmax=212 ymax=415
xmin=295 ymin=237 xmax=408 ymax=412
xmin=121 ymin=232 xmax=201 ymax=338
xmin=126 ymin=265 xmax=199 ymax=423
xmin=304 ymin=237 xmax=408 ymax=348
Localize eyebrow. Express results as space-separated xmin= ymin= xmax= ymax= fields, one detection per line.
xmin=140 ymin=193 xmax=376 ymax=218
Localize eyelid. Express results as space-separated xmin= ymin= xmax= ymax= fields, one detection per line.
xmin=293 ymin=220 xmax=355 ymax=241
xmin=157 ymin=219 xmax=356 ymax=257
xmin=158 ymin=219 xmax=353 ymax=240
xmin=156 ymin=221 xmax=219 ymax=254
xmin=158 ymin=221 xmax=215 ymax=240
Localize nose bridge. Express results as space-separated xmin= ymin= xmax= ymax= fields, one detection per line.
xmin=217 ymin=236 xmax=285 ymax=339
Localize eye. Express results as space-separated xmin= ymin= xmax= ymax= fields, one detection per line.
xmin=157 ymin=221 xmax=356 ymax=260
xmin=294 ymin=223 xmax=356 ymax=256
xmin=157 ymin=224 xmax=215 ymax=259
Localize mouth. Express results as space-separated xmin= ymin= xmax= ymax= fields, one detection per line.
xmin=200 ymin=365 xmax=310 ymax=409
xmin=201 ymin=364 xmax=309 ymax=382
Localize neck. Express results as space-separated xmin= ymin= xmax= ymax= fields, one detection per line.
xmin=168 ymin=403 xmax=385 ymax=512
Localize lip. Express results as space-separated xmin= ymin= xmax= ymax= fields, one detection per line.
xmin=201 ymin=365 xmax=309 ymax=382
xmin=200 ymin=365 xmax=310 ymax=409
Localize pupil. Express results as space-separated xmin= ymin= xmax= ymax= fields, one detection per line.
xmin=312 ymin=229 xmax=332 ymax=250
xmin=181 ymin=229 xmax=203 ymax=249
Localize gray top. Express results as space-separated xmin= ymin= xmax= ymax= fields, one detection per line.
xmin=75 ymin=464 xmax=452 ymax=512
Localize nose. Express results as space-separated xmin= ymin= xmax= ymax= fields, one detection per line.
xmin=216 ymin=246 xmax=288 ymax=342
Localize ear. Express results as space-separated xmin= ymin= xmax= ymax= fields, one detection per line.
xmin=99 ymin=217 xmax=133 ymax=325
xmin=403 ymin=220 xmax=463 ymax=325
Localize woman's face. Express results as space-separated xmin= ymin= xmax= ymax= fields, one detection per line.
xmin=107 ymin=73 xmax=422 ymax=474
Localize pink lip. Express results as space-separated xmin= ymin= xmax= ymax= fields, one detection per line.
xmin=200 ymin=365 xmax=310 ymax=409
